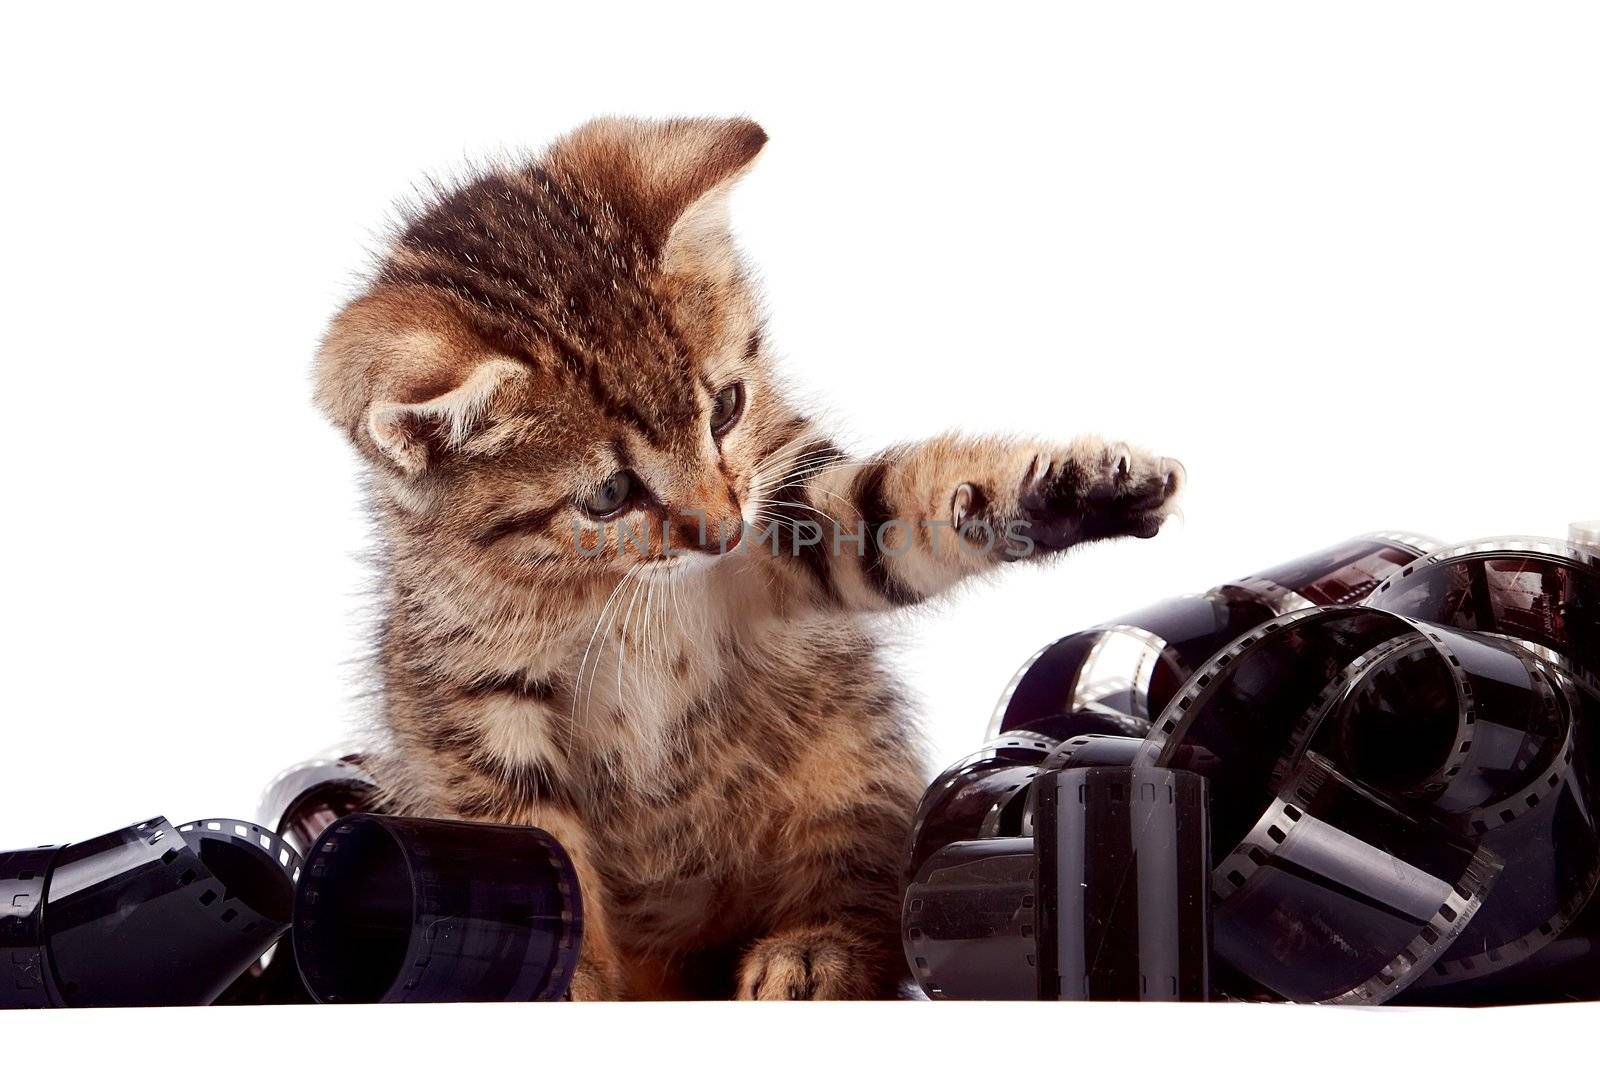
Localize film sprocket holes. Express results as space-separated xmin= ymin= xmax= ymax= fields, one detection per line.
xmin=1368 ymin=537 xmax=1600 ymax=693
xmin=909 ymin=530 xmax=1600 ymax=1004
xmin=245 ymin=751 xmax=585 ymax=1005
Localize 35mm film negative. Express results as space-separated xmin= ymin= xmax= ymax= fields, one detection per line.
xmin=1210 ymin=756 xmax=1498 ymax=1004
xmin=1368 ymin=536 xmax=1600 ymax=695
xmin=914 ymin=529 xmax=1600 ymax=1005
xmin=1036 ymin=767 xmax=1210 ymax=1001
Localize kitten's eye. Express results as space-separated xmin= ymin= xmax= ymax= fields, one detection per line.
xmin=710 ymin=381 xmax=745 ymax=436
xmin=581 ymin=470 xmax=634 ymax=519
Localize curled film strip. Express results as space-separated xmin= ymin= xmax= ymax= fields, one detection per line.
xmin=990 ymin=534 xmax=1439 ymax=742
xmin=216 ymin=750 xmax=380 ymax=1004
xmin=1209 ymin=755 xmax=1499 ymax=1004
xmin=1216 ymin=531 xmax=1443 ymax=613
xmin=1372 ymin=536 xmax=1600 ymax=990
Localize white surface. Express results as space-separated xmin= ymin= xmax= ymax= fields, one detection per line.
xmin=0 ymin=1000 xmax=1588 ymax=1061
xmin=2 ymin=0 xmax=1598 ymax=1036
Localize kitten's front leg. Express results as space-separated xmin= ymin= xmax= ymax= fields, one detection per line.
xmin=769 ymin=433 xmax=1183 ymax=610
xmin=733 ymin=746 xmax=915 ymax=1000
xmin=737 ymin=925 xmax=885 ymax=1000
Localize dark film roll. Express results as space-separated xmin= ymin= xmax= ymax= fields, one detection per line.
xmin=917 ymin=529 xmax=1599 ymax=1007
xmin=1035 ymin=767 xmax=1210 ymax=1001
xmin=1 ymin=816 xmax=299 ymax=1008
xmin=902 ymin=838 xmax=1038 ymax=1000
xmin=1317 ymin=624 xmax=1569 ymax=817
xmin=293 ymin=814 xmax=583 ymax=1003
xmin=1222 ymin=532 xmax=1440 ymax=611
xmin=1131 ymin=606 xmax=1576 ymax=1002
xmin=990 ymin=631 xmax=1100 ymax=736
xmin=906 ymin=733 xmax=1054 ymax=879
xmin=0 ymin=846 xmax=59 ymax=1008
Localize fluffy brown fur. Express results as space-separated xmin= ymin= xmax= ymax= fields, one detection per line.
xmin=313 ymin=116 xmax=1183 ymax=999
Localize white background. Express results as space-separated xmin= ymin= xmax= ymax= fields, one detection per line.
xmin=3 ymin=0 xmax=1597 ymax=1054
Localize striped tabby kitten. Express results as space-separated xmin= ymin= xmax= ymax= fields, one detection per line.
xmin=314 ymin=117 xmax=1183 ymax=999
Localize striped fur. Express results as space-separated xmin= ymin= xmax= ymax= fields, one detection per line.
xmin=313 ymin=116 xmax=1183 ymax=999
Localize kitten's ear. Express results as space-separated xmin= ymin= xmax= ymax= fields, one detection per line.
xmin=549 ymin=116 xmax=767 ymax=266
xmin=315 ymin=288 xmax=527 ymax=477
xmin=363 ymin=359 xmax=525 ymax=475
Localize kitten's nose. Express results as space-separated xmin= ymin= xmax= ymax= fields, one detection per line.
xmin=713 ymin=522 xmax=743 ymax=554
xmin=699 ymin=497 xmax=744 ymax=554
xmin=669 ymin=478 xmax=743 ymax=555
xmin=667 ymin=509 xmax=742 ymax=555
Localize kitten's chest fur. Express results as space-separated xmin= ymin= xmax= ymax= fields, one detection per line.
xmin=401 ymin=572 xmax=894 ymax=952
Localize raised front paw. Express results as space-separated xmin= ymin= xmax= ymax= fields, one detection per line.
xmin=1011 ymin=440 xmax=1184 ymax=552
xmin=736 ymin=927 xmax=875 ymax=1000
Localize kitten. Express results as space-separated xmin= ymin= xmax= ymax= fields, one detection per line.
xmin=313 ymin=116 xmax=1183 ymax=999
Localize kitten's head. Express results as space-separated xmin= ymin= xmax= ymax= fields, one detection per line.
xmin=316 ymin=117 xmax=798 ymax=581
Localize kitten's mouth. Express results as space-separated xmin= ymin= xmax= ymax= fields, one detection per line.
xmin=648 ymin=552 xmax=722 ymax=575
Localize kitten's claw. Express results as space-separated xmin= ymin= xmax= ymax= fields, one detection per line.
xmin=951 ymin=482 xmax=977 ymax=529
